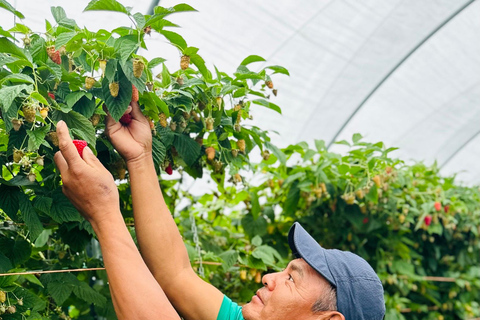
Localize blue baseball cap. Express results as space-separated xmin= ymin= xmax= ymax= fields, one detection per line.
xmin=288 ymin=222 xmax=385 ymax=320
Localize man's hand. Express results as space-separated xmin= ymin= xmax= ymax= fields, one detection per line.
xmin=105 ymin=101 xmax=152 ymax=164
xmin=53 ymin=120 xmax=119 ymax=225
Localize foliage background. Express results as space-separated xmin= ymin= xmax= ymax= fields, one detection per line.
xmin=0 ymin=1 xmax=478 ymax=319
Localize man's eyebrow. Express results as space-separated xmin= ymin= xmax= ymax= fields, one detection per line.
xmin=289 ymin=261 xmax=304 ymax=278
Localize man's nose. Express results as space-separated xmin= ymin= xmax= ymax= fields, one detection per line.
xmin=262 ymin=273 xmax=276 ymax=291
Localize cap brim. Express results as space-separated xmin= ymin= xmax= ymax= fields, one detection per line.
xmin=288 ymin=222 xmax=336 ymax=287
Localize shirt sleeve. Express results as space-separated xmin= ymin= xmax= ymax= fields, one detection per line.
xmin=216 ymin=295 xmax=244 ymax=320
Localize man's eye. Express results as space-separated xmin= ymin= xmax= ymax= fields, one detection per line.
xmin=288 ymin=274 xmax=294 ymax=282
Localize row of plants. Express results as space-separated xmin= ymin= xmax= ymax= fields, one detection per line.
xmin=0 ymin=0 xmax=285 ymax=318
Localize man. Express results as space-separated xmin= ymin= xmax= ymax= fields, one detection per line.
xmin=54 ymin=100 xmax=386 ymax=319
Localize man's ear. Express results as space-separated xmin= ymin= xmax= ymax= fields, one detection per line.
xmin=317 ymin=311 xmax=345 ymax=320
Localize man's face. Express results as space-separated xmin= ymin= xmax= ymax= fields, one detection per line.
xmin=242 ymin=258 xmax=332 ymax=320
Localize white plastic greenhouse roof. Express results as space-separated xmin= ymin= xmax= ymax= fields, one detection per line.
xmin=2 ymin=0 xmax=480 ymax=183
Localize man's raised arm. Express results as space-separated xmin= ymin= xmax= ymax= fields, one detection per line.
xmin=105 ymin=103 xmax=224 ymax=320
xmin=54 ymin=121 xmax=181 ymax=320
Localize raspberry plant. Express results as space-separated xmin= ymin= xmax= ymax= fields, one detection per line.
xmin=0 ymin=0 xmax=287 ymax=318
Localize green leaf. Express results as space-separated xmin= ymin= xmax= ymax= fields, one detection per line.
xmin=0 ymin=252 xmax=12 ymax=273
xmin=252 ymin=99 xmax=282 ymax=114
xmin=160 ymin=63 xmax=171 ymax=88
xmin=266 ymin=65 xmax=290 ymax=76
xmin=19 ymin=194 xmax=43 ymax=240
xmin=133 ymin=12 xmax=146 ymax=30
xmin=152 ymin=137 xmax=166 ymax=174
xmin=0 ymin=0 xmax=24 ymax=18
xmin=84 ymin=0 xmax=129 ymax=14
xmin=241 ymin=214 xmax=267 ymax=239
xmin=102 ymin=65 xmax=132 ymax=122
xmin=152 ymin=94 xmax=169 ymax=116
xmin=252 ymin=245 xmax=282 ymax=266
xmin=219 ymin=250 xmax=238 ymax=272
xmin=55 ymin=31 xmax=77 ymax=49
xmin=50 ymin=7 xmax=76 ymax=29
xmin=0 ymin=73 xmax=34 ymax=85
xmin=52 ymin=110 xmax=96 ymax=146
xmin=114 ymin=35 xmax=139 ymax=62
xmin=160 ymin=30 xmax=187 ymax=51
xmin=0 ymin=238 xmax=32 ymax=266
xmin=173 ymin=134 xmax=201 ymax=167
xmin=190 ymin=53 xmax=211 ymax=80
xmin=284 ymin=183 xmax=300 ymax=214
xmin=33 ymin=196 xmax=53 ymax=215
xmin=352 ymin=133 xmax=363 ymax=144
xmin=0 ymin=184 xmax=20 ymax=221
xmin=31 ymin=91 xmax=48 ymax=105
xmin=119 ymin=58 xmax=146 ymax=94
xmin=48 ymin=190 xmax=82 ymax=223
xmin=27 ymin=124 xmax=51 ymax=151
xmin=264 ymin=141 xmax=286 ymax=165
xmin=240 ymin=55 xmax=266 ymax=66
xmin=250 ymin=192 xmax=261 ymax=219
xmin=0 ymin=84 xmax=32 ymax=112
xmin=105 ymin=58 xmax=118 ymax=83
xmin=73 ymin=281 xmax=107 ymax=307
xmin=47 ymin=280 xmax=73 ymax=305
xmin=171 ymin=4 xmax=197 ymax=13
xmin=148 ymin=57 xmax=166 ymax=69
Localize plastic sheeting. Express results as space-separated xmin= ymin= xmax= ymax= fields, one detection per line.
xmin=2 ymin=0 xmax=480 ymax=183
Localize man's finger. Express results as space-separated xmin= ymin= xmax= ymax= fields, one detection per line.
xmin=54 ymin=151 xmax=68 ymax=173
xmin=82 ymin=147 xmax=103 ymax=168
xmin=56 ymin=120 xmax=82 ymax=166
xmin=130 ymin=100 xmax=144 ymax=120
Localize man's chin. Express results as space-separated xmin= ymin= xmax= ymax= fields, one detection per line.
xmin=241 ymin=301 xmax=259 ymax=319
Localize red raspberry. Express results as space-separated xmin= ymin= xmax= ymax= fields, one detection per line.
xmin=165 ymin=163 xmax=173 ymax=175
xmin=424 ymin=215 xmax=432 ymax=226
xmin=48 ymin=92 xmax=55 ymax=99
xmin=444 ymin=205 xmax=450 ymax=213
xmin=362 ymin=217 xmax=369 ymax=224
xmin=119 ymin=113 xmax=133 ymax=125
xmin=434 ymin=202 xmax=441 ymax=212
xmin=72 ymin=140 xmax=87 ymax=158
xmin=131 ymin=85 xmax=139 ymax=102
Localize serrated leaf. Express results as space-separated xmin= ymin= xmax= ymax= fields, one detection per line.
xmin=29 ymin=36 xmax=46 ymax=63
xmin=133 ymin=12 xmax=146 ymax=30
xmin=0 ymin=84 xmax=32 ymax=112
xmin=31 ymin=91 xmax=48 ymax=105
xmin=114 ymin=35 xmax=138 ymax=62
xmin=152 ymin=93 xmax=169 ymax=116
xmin=250 ymin=192 xmax=261 ymax=219
xmin=240 ymin=55 xmax=266 ymax=66
xmin=119 ymin=58 xmax=146 ymax=94
xmin=105 ymin=58 xmax=118 ymax=83
xmin=252 ymin=99 xmax=281 ymax=114
xmin=219 ymin=250 xmax=238 ymax=272
xmin=173 ymin=134 xmax=201 ymax=167
xmin=190 ymin=53 xmax=210 ymax=80
xmin=33 ymin=196 xmax=53 ymax=215
xmin=49 ymin=190 xmax=82 ymax=223
xmin=160 ymin=63 xmax=171 ymax=88
xmin=84 ymin=0 xmax=129 ymax=14
xmin=0 ymin=73 xmax=34 ymax=85
xmin=73 ymin=281 xmax=107 ymax=307
xmin=0 ymin=0 xmax=25 ymax=18
xmin=252 ymin=245 xmax=282 ymax=266
xmin=50 ymin=7 xmax=76 ymax=29
xmin=55 ymin=31 xmax=77 ymax=49
xmin=152 ymin=137 xmax=166 ymax=174
xmin=265 ymin=65 xmax=290 ymax=76
xmin=102 ymin=65 xmax=132 ymax=122
xmin=47 ymin=280 xmax=73 ymax=305
xmin=148 ymin=57 xmax=166 ymax=69
xmin=27 ymin=124 xmax=50 ymax=151
xmin=241 ymin=214 xmax=267 ymax=239
xmin=19 ymin=194 xmax=43 ymax=240
xmin=52 ymin=110 xmax=96 ymax=146
xmin=264 ymin=141 xmax=286 ymax=165
xmin=0 ymin=184 xmax=20 ymax=220
xmin=0 ymin=251 xmax=12 ymax=273
xmin=160 ymin=30 xmax=187 ymax=51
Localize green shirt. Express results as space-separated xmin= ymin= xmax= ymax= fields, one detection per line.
xmin=216 ymin=295 xmax=244 ymax=320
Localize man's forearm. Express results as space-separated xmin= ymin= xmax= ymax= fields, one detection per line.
xmin=91 ymin=212 xmax=180 ymax=320
xmin=126 ymin=156 xmax=193 ymax=287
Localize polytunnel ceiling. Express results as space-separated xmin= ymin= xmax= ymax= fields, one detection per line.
xmin=2 ymin=0 xmax=480 ymax=183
